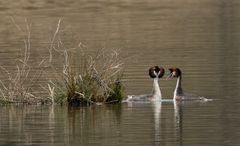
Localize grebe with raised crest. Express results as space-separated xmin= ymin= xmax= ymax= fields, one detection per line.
xmin=125 ymin=66 xmax=165 ymax=102
xmin=167 ymin=68 xmax=210 ymax=101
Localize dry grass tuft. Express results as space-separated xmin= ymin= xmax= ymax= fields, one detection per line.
xmin=0 ymin=20 xmax=50 ymax=104
xmin=0 ymin=19 xmax=125 ymax=106
xmin=48 ymin=45 xmax=125 ymax=106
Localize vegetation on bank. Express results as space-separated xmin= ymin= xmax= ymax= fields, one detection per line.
xmin=48 ymin=48 xmax=125 ymax=106
xmin=0 ymin=19 xmax=125 ymax=106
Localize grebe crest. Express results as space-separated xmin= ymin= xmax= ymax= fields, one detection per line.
xmin=149 ymin=66 xmax=165 ymax=79
xmin=168 ymin=68 xmax=182 ymax=78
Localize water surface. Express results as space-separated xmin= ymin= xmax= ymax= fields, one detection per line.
xmin=0 ymin=0 xmax=240 ymax=145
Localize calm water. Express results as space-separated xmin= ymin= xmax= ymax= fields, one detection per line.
xmin=0 ymin=0 xmax=240 ymax=146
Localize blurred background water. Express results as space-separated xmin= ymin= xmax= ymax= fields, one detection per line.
xmin=0 ymin=0 xmax=239 ymax=145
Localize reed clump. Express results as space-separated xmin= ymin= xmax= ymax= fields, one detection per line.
xmin=48 ymin=47 xmax=125 ymax=106
xmin=0 ymin=19 xmax=125 ymax=106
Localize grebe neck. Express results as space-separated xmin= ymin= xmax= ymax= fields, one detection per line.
xmin=174 ymin=76 xmax=183 ymax=99
xmin=153 ymin=78 xmax=162 ymax=101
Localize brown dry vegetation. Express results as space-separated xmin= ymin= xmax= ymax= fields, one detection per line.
xmin=0 ymin=19 xmax=125 ymax=106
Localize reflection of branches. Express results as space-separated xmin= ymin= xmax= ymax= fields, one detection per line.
xmin=66 ymin=104 xmax=122 ymax=145
xmin=0 ymin=105 xmax=57 ymax=145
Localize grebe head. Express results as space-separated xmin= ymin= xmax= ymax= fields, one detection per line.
xmin=149 ymin=66 xmax=165 ymax=78
xmin=167 ymin=68 xmax=182 ymax=79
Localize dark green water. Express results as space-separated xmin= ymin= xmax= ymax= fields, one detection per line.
xmin=0 ymin=0 xmax=240 ymax=145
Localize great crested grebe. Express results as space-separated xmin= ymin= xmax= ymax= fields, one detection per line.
xmin=126 ymin=66 xmax=165 ymax=102
xmin=167 ymin=68 xmax=208 ymax=101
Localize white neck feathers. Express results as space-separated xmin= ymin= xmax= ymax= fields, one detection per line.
xmin=174 ymin=76 xmax=183 ymax=99
xmin=153 ymin=78 xmax=162 ymax=101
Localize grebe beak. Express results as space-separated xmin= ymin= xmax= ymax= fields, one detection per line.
xmin=166 ymin=73 xmax=173 ymax=80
